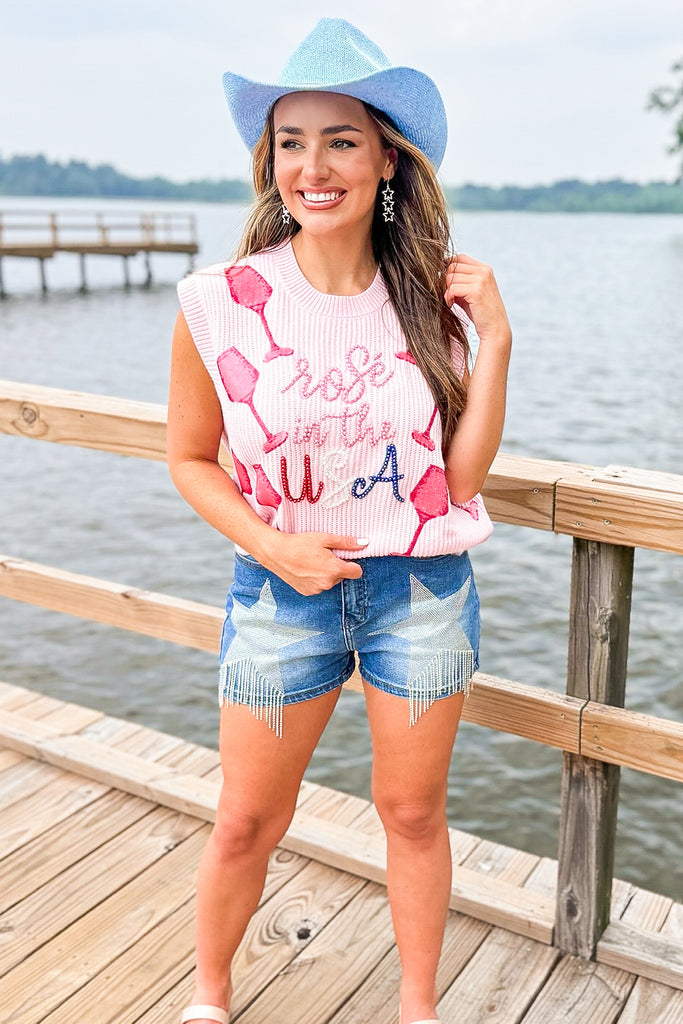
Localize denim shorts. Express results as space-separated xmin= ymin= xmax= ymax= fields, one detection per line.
xmin=218 ymin=552 xmax=480 ymax=736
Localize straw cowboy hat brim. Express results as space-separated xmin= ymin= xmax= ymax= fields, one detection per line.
xmin=223 ymin=19 xmax=448 ymax=168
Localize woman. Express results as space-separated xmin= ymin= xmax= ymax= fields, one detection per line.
xmin=168 ymin=18 xmax=511 ymax=1024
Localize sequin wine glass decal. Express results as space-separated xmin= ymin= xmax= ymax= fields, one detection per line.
xmin=225 ymin=265 xmax=293 ymax=361
xmin=400 ymin=465 xmax=450 ymax=556
xmin=411 ymin=405 xmax=438 ymax=451
xmin=395 ymin=350 xmax=417 ymax=365
xmin=217 ymin=347 xmax=288 ymax=453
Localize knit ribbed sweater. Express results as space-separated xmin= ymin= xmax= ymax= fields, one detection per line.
xmin=177 ymin=241 xmax=493 ymax=558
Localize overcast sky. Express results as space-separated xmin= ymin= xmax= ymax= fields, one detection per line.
xmin=2 ymin=1 xmax=682 ymax=187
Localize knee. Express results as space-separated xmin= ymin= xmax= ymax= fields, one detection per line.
xmin=210 ymin=802 xmax=292 ymax=861
xmin=373 ymin=793 xmax=446 ymax=843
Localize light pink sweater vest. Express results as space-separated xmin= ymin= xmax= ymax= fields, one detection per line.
xmin=177 ymin=241 xmax=493 ymax=558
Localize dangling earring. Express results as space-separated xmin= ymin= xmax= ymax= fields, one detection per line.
xmin=282 ymin=204 xmax=291 ymax=225
xmin=381 ymin=179 xmax=395 ymax=223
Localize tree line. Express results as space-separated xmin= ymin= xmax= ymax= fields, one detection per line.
xmin=1 ymin=153 xmax=682 ymax=212
xmin=445 ymin=179 xmax=683 ymax=213
xmin=0 ymin=154 xmax=251 ymax=202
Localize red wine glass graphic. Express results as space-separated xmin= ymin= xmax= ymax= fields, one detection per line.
xmin=217 ymin=347 xmax=288 ymax=453
xmin=225 ymin=265 xmax=293 ymax=362
xmin=411 ymin=405 xmax=438 ymax=451
xmin=400 ymin=465 xmax=450 ymax=556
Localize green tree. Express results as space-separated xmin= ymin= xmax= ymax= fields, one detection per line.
xmin=648 ymin=58 xmax=683 ymax=182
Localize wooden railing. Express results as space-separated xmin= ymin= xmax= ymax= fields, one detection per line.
xmin=1 ymin=379 xmax=682 ymax=962
xmin=0 ymin=210 xmax=198 ymax=250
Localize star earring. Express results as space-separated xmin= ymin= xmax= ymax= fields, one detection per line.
xmin=381 ymin=179 xmax=395 ymax=223
xmin=282 ymin=204 xmax=291 ymax=225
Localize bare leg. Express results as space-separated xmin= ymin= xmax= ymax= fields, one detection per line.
xmin=188 ymin=688 xmax=341 ymax=1023
xmin=364 ymin=684 xmax=465 ymax=1024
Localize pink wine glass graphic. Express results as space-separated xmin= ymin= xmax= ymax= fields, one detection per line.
xmin=397 ymin=349 xmax=437 ymax=450
xmin=396 ymin=350 xmax=417 ymax=365
xmin=400 ymin=465 xmax=450 ymax=556
xmin=412 ymin=405 xmax=438 ymax=451
xmin=217 ymin=347 xmax=288 ymax=453
xmin=231 ymin=451 xmax=252 ymax=494
xmin=253 ymin=465 xmax=281 ymax=509
xmin=225 ymin=265 xmax=293 ymax=362
xmin=453 ymin=497 xmax=480 ymax=520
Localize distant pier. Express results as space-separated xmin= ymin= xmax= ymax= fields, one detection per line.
xmin=0 ymin=209 xmax=199 ymax=296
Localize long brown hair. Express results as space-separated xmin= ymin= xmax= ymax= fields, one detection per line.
xmin=235 ymin=103 xmax=469 ymax=454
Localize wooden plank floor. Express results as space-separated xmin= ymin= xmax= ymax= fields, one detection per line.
xmin=0 ymin=680 xmax=681 ymax=1024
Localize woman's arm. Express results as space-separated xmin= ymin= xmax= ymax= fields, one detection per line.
xmin=167 ymin=310 xmax=277 ymax=553
xmin=167 ymin=311 xmax=366 ymax=594
xmin=442 ymin=254 xmax=512 ymax=503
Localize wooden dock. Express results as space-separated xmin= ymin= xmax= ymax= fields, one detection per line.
xmin=0 ymin=210 xmax=199 ymax=295
xmin=1 ymin=379 xmax=683 ymax=1022
xmin=1 ymin=680 xmax=682 ymax=1024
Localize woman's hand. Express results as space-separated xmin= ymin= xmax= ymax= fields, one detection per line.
xmin=442 ymin=253 xmax=512 ymax=503
xmin=257 ymin=532 xmax=368 ymax=596
xmin=444 ymin=253 xmax=511 ymax=345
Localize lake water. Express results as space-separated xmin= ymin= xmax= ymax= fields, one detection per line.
xmin=1 ymin=196 xmax=682 ymax=900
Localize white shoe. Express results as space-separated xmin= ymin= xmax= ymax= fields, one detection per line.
xmin=180 ymin=1007 xmax=229 ymax=1024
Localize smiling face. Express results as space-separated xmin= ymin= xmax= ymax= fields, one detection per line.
xmin=272 ymin=91 xmax=395 ymax=243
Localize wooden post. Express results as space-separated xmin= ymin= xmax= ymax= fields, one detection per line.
xmin=97 ymin=214 xmax=108 ymax=246
xmin=122 ymin=255 xmax=131 ymax=288
xmin=141 ymin=214 xmax=152 ymax=245
xmin=143 ymin=252 xmax=152 ymax=287
xmin=79 ymin=253 xmax=88 ymax=293
xmin=0 ymin=257 xmax=6 ymax=300
xmin=38 ymin=258 xmax=48 ymax=295
xmin=555 ymin=539 xmax=634 ymax=958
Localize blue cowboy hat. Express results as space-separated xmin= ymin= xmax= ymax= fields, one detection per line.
xmin=223 ymin=18 xmax=448 ymax=168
